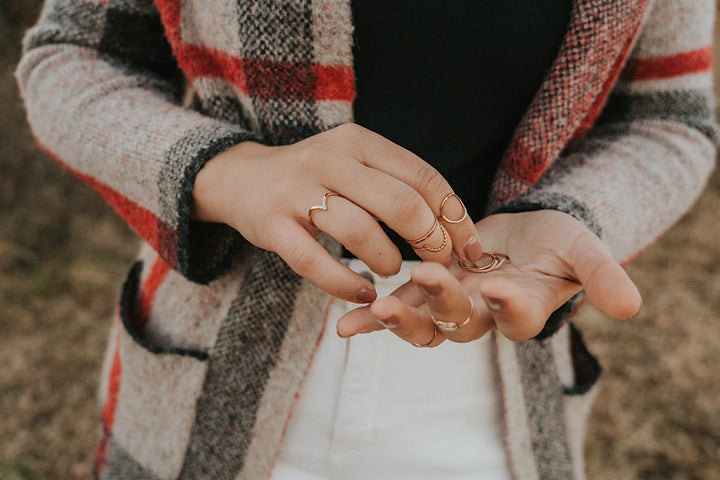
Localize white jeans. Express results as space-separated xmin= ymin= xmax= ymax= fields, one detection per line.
xmin=270 ymin=260 xmax=512 ymax=480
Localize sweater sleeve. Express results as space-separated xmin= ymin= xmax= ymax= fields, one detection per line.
xmin=15 ymin=0 xmax=262 ymax=284
xmin=494 ymin=0 xmax=718 ymax=337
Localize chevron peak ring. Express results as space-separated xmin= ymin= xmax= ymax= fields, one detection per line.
xmin=308 ymin=192 xmax=342 ymax=228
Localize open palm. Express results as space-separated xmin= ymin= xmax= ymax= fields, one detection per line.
xmin=336 ymin=210 xmax=642 ymax=346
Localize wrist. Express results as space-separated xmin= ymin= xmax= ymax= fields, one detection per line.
xmin=191 ymin=141 xmax=267 ymax=224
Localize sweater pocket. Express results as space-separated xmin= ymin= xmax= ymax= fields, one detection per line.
xmin=97 ymin=261 xmax=209 ymax=480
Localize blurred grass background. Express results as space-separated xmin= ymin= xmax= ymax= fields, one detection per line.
xmin=1 ymin=2 xmax=718 ymax=479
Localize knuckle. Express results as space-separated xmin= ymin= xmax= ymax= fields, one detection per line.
xmin=287 ymin=245 xmax=316 ymax=276
xmin=451 ymin=335 xmax=474 ymax=344
xmin=333 ymin=122 xmax=361 ymax=139
xmin=504 ymin=321 xmax=544 ymax=342
xmin=390 ymin=188 xmax=424 ymax=220
xmin=503 ymin=328 xmax=527 ymax=342
xmin=295 ymin=142 xmax=325 ymax=170
xmin=415 ymin=164 xmax=446 ymax=196
xmin=343 ymin=225 xmax=372 ymax=249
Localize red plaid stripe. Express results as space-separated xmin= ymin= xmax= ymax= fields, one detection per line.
xmin=622 ymin=45 xmax=713 ymax=81
xmin=155 ymin=0 xmax=354 ymax=102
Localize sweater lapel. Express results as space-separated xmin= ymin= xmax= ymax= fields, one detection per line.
xmin=493 ymin=2 xmax=649 ymax=480
xmin=491 ymin=0 xmax=649 ymax=209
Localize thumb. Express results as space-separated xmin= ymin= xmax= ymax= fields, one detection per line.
xmin=565 ymin=231 xmax=642 ymax=320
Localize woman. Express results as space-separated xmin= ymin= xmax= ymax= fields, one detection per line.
xmin=16 ymin=0 xmax=716 ymax=479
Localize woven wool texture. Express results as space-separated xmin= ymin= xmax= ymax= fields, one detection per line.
xmin=16 ymin=0 xmax=717 ymax=479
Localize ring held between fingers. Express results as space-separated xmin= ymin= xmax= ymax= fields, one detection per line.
xmin=411 ymin=319 xmax=439 ymax=348
xmin=369 ymin=296 xmax=445 ymax=348
xmin=432 ymin=297 xmax=473 ymax=331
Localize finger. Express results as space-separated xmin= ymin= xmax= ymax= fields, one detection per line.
xmin=323 ymin=161 xmax=453 ymax=265
xmin=477 ymin=276 xmax=553 ymax=342
xmin=565 ymin=231 xmax=643 ymax=319
xmin=411 ymin=262 xmax=491 ymax=342
xmin=435 ymin=192 xmax=483 ymax=262
xmin=269 ymin=218 xmax=377 ymax=304
xmin=307 ymin=193 xmax=402 ymax=278
xmin=370 ymin=295 xmax=445 ymax=347
xmin=336 ymin=279 xmax=425 ymax=337
xmin=341 ymin=124 xmax=483 ymax=262
xmin=336 ymin=304 xmax=383 ymax=337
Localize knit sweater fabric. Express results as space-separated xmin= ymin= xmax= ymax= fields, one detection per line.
xmin=16 ymin=1 xmax=717 ymax=479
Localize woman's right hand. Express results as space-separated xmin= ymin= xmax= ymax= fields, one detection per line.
xmin=192 ymin=123 xmax=483 ymax=304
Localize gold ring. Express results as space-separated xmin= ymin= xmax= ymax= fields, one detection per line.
xmin=308 ymin=192 xmax=342 ymax=228
xmin=405 ymin=219 xmax=448 ymax=253
xmin=457 ymin=253 xmax=509 ymax=273
xmin=439 ymin=193 xmax=468 ymax=224
xmin=412 ymin=310 xmax=438 ymax=347
xmin=433 ymin=297 xmax=474 ymax=331
xmin=406 ymin=217 xmax=439 ymax=244
xmin=458 ymin=253 xmax=508 ymax=273
xmin=416 ymin=224 xmax=448 ymax=253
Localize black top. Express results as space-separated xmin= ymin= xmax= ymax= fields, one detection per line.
xmin=349 ymin=0 xmax=572 ymax=259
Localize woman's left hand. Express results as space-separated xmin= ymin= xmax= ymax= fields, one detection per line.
xmin=336 ymin=210 xmax=643 ymax=346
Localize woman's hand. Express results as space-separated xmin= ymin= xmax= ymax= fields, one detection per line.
xmin=192 ymin=123 xmax=483 ymax=304
xmin=336 ymin=210 xmax=643 ymax=344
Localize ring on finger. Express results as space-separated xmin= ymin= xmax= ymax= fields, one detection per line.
xmin=405 ymin=218 xmax=448 ymax=253
xmin=308 ymin=192 xmax=342 ymax=228
xmin=433 ymin=297 xmax=474 ymax=331
xmin=411 ymin=310 xmax=439 ymax=347
xmin=439 ymin=193 xmax=468 ymax=224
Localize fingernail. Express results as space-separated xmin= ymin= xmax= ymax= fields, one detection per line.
xmin=357 ymin=287 xmax=377 ymax=304
xmin=464 ymin=236 xmax=483 ymax=262
xmin=376 ymin=315 xmax=399 ymax=329
xmin=483 ymin=294 xmax=504 ymax=311
xmin=419 ymin=282 xmax=442 ymax=297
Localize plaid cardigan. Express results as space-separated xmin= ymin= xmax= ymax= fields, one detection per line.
xmin=16 ymin=0 xmax=717 ymax=479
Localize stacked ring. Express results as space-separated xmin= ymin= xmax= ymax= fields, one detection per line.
xmin=405 ymin=218 xmax=448 ymax=253
xmin=457 ymin=253 xmax=509 ymax=273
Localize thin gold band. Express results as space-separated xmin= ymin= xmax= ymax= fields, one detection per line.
xmin=404 ymin=218 xmax=448 ymax=253
xmin=412 ymin=310 xmax=439 ymax=347
xmin=439 ymin=193 xmax=468 ymax=224
xmin=406 ymin=217 xmax=439 ymax=244
xmin=433 ymin=297 xmax=474 ymax=331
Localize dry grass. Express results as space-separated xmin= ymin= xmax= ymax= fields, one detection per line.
xmin=0 ymin=2 xmax=718 ymax=479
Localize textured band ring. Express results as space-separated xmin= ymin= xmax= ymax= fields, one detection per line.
xmin=406 ymin=217 xmax=439 ymax=244
xmin=433 ymin=297 xmax=474 ymax=331
xmin=439 ymin=193 xmax=468 ymax=224
xmin=412 ymin=310 xmax=439 ymax=348
xmin=457 ymin=253 xmax=509 ymax=273
xmin=416 ymin=224 xmax=448 ymax=253
xmin=308 ymin=192 xmax=342 ymax=228
xmin=405 ymin=218 xmax=448 ymax=253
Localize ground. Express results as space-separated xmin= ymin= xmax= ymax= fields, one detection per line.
xmin=1 ymin=2 xmax=718 ymax=479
